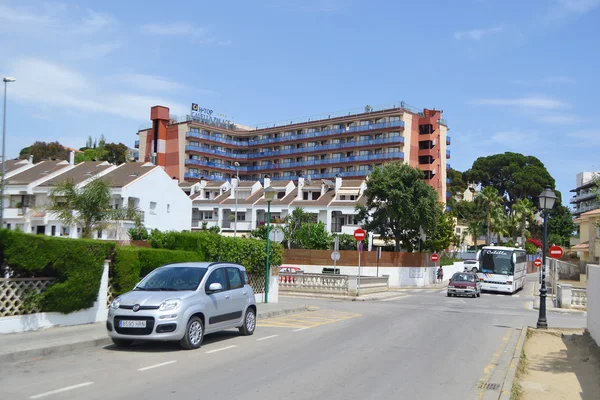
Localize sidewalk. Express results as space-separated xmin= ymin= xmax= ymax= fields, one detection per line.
xmin=0 ymin=301 xmax=309 ymax=364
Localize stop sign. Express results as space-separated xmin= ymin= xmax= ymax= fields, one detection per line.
xmin=354 ymin=228 xmax=366 ymax=241
xmin=430 ymin=253 xmax=439 ymax=262
xmin=534 ymin=259 xmax=542 ymax=267
xmin=549 ymin=245 xmax=563 ymax=259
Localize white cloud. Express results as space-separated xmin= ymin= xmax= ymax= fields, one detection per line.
xmin=142 ymin=22 xmax=207 ymax=37
xmin=555 ymin=0 xmax=600 ymax=13
xmin=5 ymin=58 xmax=189 ymax=121
xmin=537 ymin=115 xmax=579 ymax=124
xmin=453 ymin=25 xmax=504 ymax=40
xmin=470 ymin=96 xmax=568 ymax=109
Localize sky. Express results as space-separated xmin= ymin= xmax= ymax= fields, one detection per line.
xmin=1 ymin=0 xmax=599 ymax=202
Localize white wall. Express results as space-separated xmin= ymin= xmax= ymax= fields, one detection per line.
xmin=254 ymin=274 xmax=279 ymax=304
xmin=588 ymin=264 xmax=600 ymax=346
xmin=124 ymin=168 xmax=192 ymax=232
xmin=281 ymin=262 xmax=465 ymax=287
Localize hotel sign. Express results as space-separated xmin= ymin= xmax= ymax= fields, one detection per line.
xmin=191 ymin=103 xmax=233 ymax=129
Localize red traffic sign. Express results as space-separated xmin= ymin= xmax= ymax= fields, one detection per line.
xmin=430 ymin=253 xmax=439 ymax=262
xmin=533 ymin=259 xmax=542 ymax=267
xmin=354 ymin=228 xmax=366 ymax=241
xmin=549 ymin=245 xmax=563 ymax=259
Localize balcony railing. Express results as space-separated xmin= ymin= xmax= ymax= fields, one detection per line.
xmin=184 ymin=172 xmax=228 ymax=181
xmin=185 ymin=136 xmax=405 ymax=159
xmin=271 ymin=170 xmax=373 ymax=181
xmin=446 ymin=163 xmax=451 ymax=170
xmin=185 ymin=120 xmax=405 ymax=148
xmin=446 ymin=150 xmax=451 ymax=159
xmin=446 ymin=136 xmax=451 ymax=145
xmin=134 ymin=140 xmax=139 ymax=149
xmin=570 ymin=191 xmax=599 ymax=203
xmin=184 ymin=152 xmax=404 ymax=172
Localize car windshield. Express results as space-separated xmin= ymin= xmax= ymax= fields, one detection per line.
xmin=451 ymin=273 xmax=475 ymax=282
xmin=136 ymin=266 xmax=208 ymax=291
xmin=480 ymin=249 xmax=514 ymax=275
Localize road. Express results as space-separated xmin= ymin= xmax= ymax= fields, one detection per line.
xmin=0 ymin=276 xmax=585 ymax=400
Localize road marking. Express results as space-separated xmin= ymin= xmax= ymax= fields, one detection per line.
xmin=257 ymin=310 xmax=361 ymax=329
xmin=257 ymin=335 xmax=279 ymax=341
xmin=206 ymin=345 xmax=237 ymax=354
xmin=293 ymin=327 xmax=312 ymax=332
xmin=477 ymin=329 xmax=514 ymax=399
xmin=438 ymin=290 xmax=446 ymax=293
xmin=30 ymin=382 xmax=94 ymax=399
xmin=138 ymin=360 xmax=177 ymax=371
xmin=381 ymin=295 xmax=410 ymax=302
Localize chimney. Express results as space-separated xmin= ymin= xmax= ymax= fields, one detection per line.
xmin=69 ymin=151 xmax=75 ymax=165
xmin=230 ymin=176 xmax=239 ymax=199
xmin=297 ymin=175 xmax=305 ymax=198
xmin=335 ymin=174 xmax=342 ymax=194
xmin=28 ymin=155 xmax=34 ymax=163
xmin=263 ymin=174 xmax=271 ymax=189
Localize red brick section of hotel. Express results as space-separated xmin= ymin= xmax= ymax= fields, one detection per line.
xmin=137 ymin=104 xmax=449 ymax=202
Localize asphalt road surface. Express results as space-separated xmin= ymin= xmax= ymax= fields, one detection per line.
xmin=0 ymin=276 xmax=586 ymax=400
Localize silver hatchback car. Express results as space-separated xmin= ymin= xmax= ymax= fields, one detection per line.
xmin=107 ymin=262 xmax=257 ymax=350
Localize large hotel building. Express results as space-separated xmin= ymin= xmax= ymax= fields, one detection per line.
xmin=135 ymin=103 xmax=451 ymax=202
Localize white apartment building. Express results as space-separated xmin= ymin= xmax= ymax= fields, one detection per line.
xmin=2 ymin=156 xmax=191 ymax=239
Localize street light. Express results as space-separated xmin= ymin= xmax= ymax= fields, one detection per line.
xmin=1 ymin=77 xmax=16 ymax=230
xmin=537 ymin=187 xmax=557 ymax=329
xmin=263 ymin=186 xmax=277 ymax=304
xmin=233 ymin=162 xmax=240 ymax=238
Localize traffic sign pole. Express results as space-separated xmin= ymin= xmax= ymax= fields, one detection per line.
xmin=354 ymin=229 xmax=366 ymax=297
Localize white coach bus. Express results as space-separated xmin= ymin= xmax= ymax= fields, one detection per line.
xmin=476 ymin=246 xmax=527 ymax=294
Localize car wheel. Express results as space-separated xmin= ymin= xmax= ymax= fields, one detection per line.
xmin=180 ymin=316 xmax=204 ymax=350
xmin=472 ymin=267 xmax=478 ymax=273
xmin=111 ymin=338 xmax=134 ymax=347
xmin=239 ymin=308 xmax=256 ymax=336
xmin=477 ymin=289 xmax=481 ymax=297
xmin=447 ymin=293 xmax=452 ymax=297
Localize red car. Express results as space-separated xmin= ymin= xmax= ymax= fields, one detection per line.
xmin=447 ymin=272 xmax=481 ymax=298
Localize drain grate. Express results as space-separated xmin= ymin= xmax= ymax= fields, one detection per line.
xmin=477 ymin=382 xmax=501 ymax=391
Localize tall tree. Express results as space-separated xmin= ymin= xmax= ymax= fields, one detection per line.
xmin=19 ymin=141 xmax=69 ymax=162
xmin=104 ymin=143 xmax=129 ymax=164
xmin=512 ymin=198 xmax=535 ymax=245
xmin=466 ymin=220 xmax=485 ymax=246
xmin=424 ymin=207 xmax=457 ymax=252
xmin=357 ymin=162 xmax=440 ymax=252
xmin=465 ymin=152 xmax=555 ymax=208
xmin=547 ymin=205 xmax=576 ymax=247
xmin=476 ymin=186 xmax=504 ymax=245
xmin=447 ymin=168 xmax=468 ymax=198
xmin=43 ymin=178 xmax=140 ymax=239
xmin=282 ymin=207 xmax=314 ymax=249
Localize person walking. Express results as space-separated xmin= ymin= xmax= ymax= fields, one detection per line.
xmin=437 ymin=266 xmax=444 ymax=283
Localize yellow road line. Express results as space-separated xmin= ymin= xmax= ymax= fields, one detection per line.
xmin=477 ymin=328 xmax=513 ymax=399
xmin=256 ymin=310 xmax=361 ymax=329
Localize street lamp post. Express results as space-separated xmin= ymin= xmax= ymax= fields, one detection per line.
xmin=537 ymin=187 xmax=557 ymax=329
xmin=233 ymin=162 xmax=240 ymax=238
xmin=1 ymin=77 xmax=16 ymax=230
xmin=263 ymin=186 xmax=277 ymax=304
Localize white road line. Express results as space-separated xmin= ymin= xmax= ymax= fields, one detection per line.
xmin=425 ymin=289 xmax=437 ymax=293
xmin=257 ymin=335 xmax=279 ymax=341
xmin=205 ymin=345 xmax=237 ymax=354
xmin=30 ymin=382 xmax=94 ymax=399
xmin=138 ymin=360 xmax=177 ymax=371
xmin=293 ymin=327 xmax=312 ymax=332
xmin=381 ymin=295 xmax=410 ymax=302
xmin=438 ymin=290 xmax=446 ymax=293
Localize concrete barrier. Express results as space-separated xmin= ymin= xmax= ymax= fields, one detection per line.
xmin=587 ymin=264 xmax=600 ymax=346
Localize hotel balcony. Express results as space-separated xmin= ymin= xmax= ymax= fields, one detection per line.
xmin=570 ymin=191 xmax=599 ymax=203
xmin=446 ymin=150 xmax=451 ymax=159
xmin=446 ymin=136 xmax=451 ymax=145
xmin=185 ymin=120 xmax=405 ymax=148
xmin=134 ymin=140 xmax=139 ymax=149
xmin=446 ymin=163 xmax=451 ymax=170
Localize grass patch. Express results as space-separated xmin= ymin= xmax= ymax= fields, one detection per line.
xmin=511 ymin=380 xmax=523 ymax=400
xmin=512 ymin=332 xmax=529 ymax=400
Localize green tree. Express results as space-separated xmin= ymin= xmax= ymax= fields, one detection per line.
xmin=294 ymin=222 xmax=331 ymax=250
xmin=447 ymin=168 xmax=468 ymax=198
xmin=357 ymin=162 xmax=440 ymax=252
xmin=465 ymin=152 xmax=555 ymax=208
xmin=476 ymin=186 xmax=504 ymax=245
xmin=283 ymin=207 xmax=314 ymax=249
xmin=19 ymin=141 xmax=69 ymax=161
xmin=103 ymin=143 xmax=129 ymax=164
xmin=43 ymin=178 xmax=141 ymax=239
xmin=547 ymin=205 xmax=576 ymax=247
xmin=466 ymin=220 xmax=485 ymax=246
xmin=424 ymin=208 xmax=456 ymax=252
xmin=512 ymin=198 xmax=535 ymax=245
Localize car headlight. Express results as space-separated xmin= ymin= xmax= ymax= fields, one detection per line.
xmin=448 ymin=285 xmax=454 ymax=289
xmin=159 ymin=299 xmax=182 ymax=311
xmin=110 ymin=297 xmax=121 ymax=310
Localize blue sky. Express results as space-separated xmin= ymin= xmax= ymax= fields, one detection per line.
xmin=1 ymin=0 xmax=599 ymax=201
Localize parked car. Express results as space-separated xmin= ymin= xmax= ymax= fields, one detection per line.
xmin=107 ymin=262 xmax=256 ymax=350
xmin=463 ymin=259 xmax=479 ymax=272
xmin=279 ymin=266 xmax=304 ymax=274
xmin=447 ymin=272 xmax=481 ymax=298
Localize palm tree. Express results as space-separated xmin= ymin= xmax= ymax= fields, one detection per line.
xmin=283 ymin=207 xmax=313 ymax=249
xmin=477 ymin=186 xmax=504 ymax=245
xmin=466 ymin=220 xmax=485 ymax=247
xmin=43 ymin=178 xmax=141 ymax=239
xmin=512 ymin=198 xmax=535 ymax=246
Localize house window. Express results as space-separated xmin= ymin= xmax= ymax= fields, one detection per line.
xmin=205 ymin=192 xmax=211 ymax=199
xmin=360 ymin=120 xmax=370 ymax=126
xmin=390 ymin=116 xmax=401 ymax=122
xmin=167 ymin=204 xmax=170 ymax=213
xmin=236 ymin=213 xmax=246 ymax=221
xmin=150 ymin=202 xmax=157 ymax=215
xmin=204 ymin=212 xmax=213 ymax=220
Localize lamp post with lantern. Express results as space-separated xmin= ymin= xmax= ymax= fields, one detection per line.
xmin=263 ymin=186 xmax=277 ymax=304
xmin=537 ymin=187 xmax=557 ymax=329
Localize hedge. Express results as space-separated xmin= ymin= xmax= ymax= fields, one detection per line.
xmin=0 ymin=230 xmax=114 ymax=314
xmin=147 ymin=231 xmax=283 ymax=274
xmin=111 ymin=246 xmax=204 ymax=295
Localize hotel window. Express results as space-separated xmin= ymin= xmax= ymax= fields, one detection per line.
xmin=389 ymin=116 xmax=401 ymax=122
xmin=283 ymin=171 xmax=293 ymax=177
xmin=321 ymin=154 xmax=327 ymax=160
xmin=189 ymin=168 xmax=198 ymax=173
xmin=296 ymin=157 xmax=303 ymax=162
xmin=307 ymin=169 xmax=318 ymax=175
xmin=389 ymin=131 xmax=400 ymax=137
xmin=346 ymin=166 xmax=354 ymax=172
xmin=307 ymin=142 xmax=316 ymax=147
xmin=283 ymin=145 xmax=292 ymax=150
xmin=389 ymin=147 xmax=400 ymax=153
xmin=332 ymin=139 xmax=341 ymax=144
xmin=360 ymin=120 xmax=371 ymax=126
xmin=284 ymin=158 xmax=293 ymax=163
xmin=261 ymin=160 xmax=271 ymax=165
xmin=332 ymin=153 xmax=342 ymax=158
xmin=213 ymin=133 xmax=222 ymax=138
xmin=332 ymin=167 xmax=343 ymax=173
xmin=376 ymin=118 xmax=386 ymax=123
xmin=225 ymin=161 xmax=232 ymax=166
xmin=205 ymin=192 xmax=210 ymax=199
xmin=262 ymin=148 xmax=272 ymax=152
xmin=191 ymin=155 xmax=199 ymax=160
xmin=306 ymin=128 xmax=317 ymax=133
xmin=360 ymin=135 xmax=371 ymax=141
xmin=359 ymin=165 xmax=371 ymax=171
xmin=375 ymin=148 xmax=383 ymax=154
xmin=190 ymin=128 xmax=200 ymax=133
xmin=307 ymin=156 xmax=317 ymax=161
xmin=189 ymin=141 xmax=199 ymax=146
xmin=359 ymin=150 xmax=371 ymax=156
xmin=333 ymin=124 xmax=341 ymax=129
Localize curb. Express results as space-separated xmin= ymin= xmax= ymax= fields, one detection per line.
xmin=280 ymin=292 xmax=395 ymax=302
xmin=1 ymin=306 xmax=311 ymax=364
xmin=499 ymin=326 xmax=528 ymax=400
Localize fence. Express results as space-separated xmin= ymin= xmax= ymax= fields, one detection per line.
xmin=557 ymin=284 xmax=587 ymax=309
xmin=0 ymin=277 xmax=56 ymax=317
xmin=278 ymin=272 xmax=388 ymax=296
xmin=588 ymin=265 xmax=600 ymax=346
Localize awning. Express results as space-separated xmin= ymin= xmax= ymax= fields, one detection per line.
xmin=571 ymin=242 xmax=589 ymax=250
xmin=337 ymin=189 xmax=360 ymax=195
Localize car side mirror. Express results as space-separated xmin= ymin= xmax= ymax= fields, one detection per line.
xmin=207 ymin=282 xmax=223 ymax=293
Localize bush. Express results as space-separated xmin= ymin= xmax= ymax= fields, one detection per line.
xmin=440 ymin=253 xmax=461 ymax=266
xmin=112 ymin=246 xmax=203 ymax=295
xmin=526 ymin=238 xmax=542 ymax=249
xmin=525 ymin=242 xmax=538 ymax=255
xmin=128 ymin=226 xmax=149 ymax=240
xmin=0 ymin=230 xmax=114 ymax=314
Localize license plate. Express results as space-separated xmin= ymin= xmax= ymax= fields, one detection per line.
xmin=119 ymin=320 xmax=146 ymax=328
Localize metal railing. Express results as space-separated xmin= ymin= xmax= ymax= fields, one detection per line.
xmin=570 ymin=191 xmax=599 ymax=203
xmin=446 ymin=136 xmax=451 ymax=145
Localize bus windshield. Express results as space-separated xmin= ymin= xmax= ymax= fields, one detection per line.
xmin=480 ymin=249 xmax=514 ymax=275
